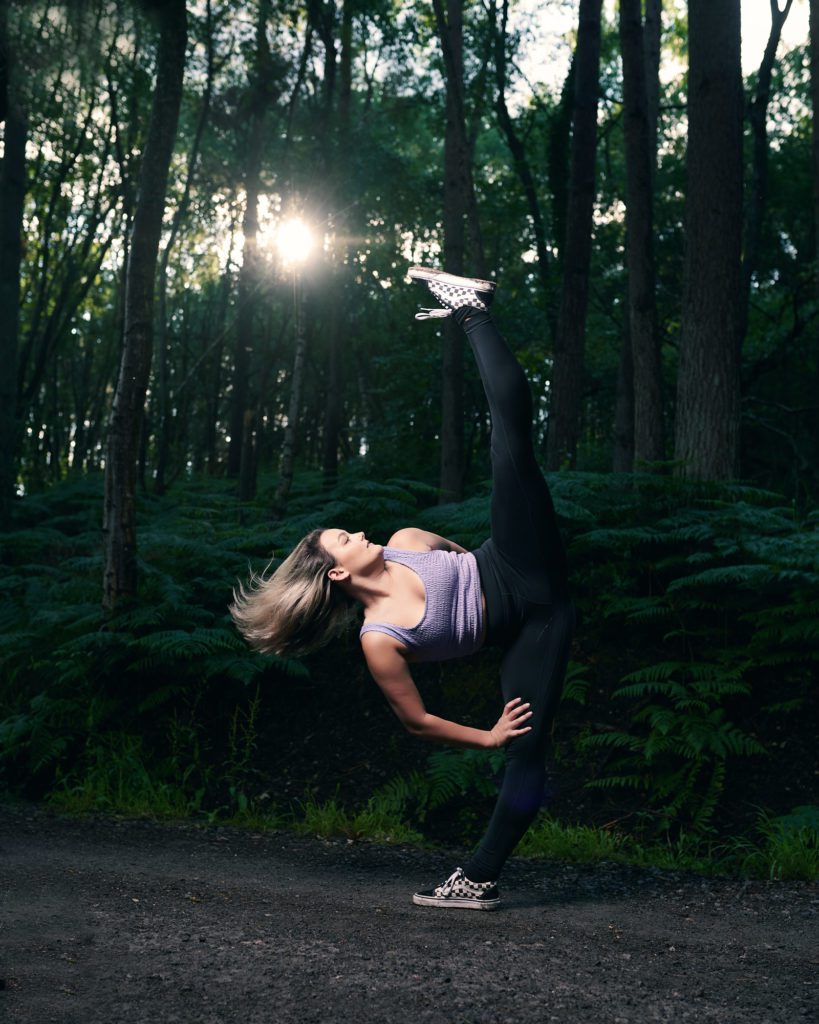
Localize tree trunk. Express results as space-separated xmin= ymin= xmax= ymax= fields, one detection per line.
xmin=546 ymin=0 xmax=602 ymax=471
xmin=227 ymin=0 xmax=276 ymax=481
xmin=493 ymin=0 xmax=551 ymax=320
xmin=811 ymin=0 xmax=819 ymax=293
xmin=155 ymin=0 xmax=214 ymax=495
xmin=612 ymin=317 xmax=635 ymax=472
xmin=102 ymin=0 xmax=187 ymax=608
xmin=643 ymin=0 xmax=662 ymax=174
xmin=740 ymin=0 xmax=793 ymax=352
xmin=620 ymin=0 xmax=663 ymax=466
xmin=321 ymin=0 xmax=352 ymax=490
xmin=274 ymin=282 xmax=307 ymax=516
xmin=0 ymin=0 xmax=26 ymax=524
xmin=321 ymin=290 xmax=344 ymax=487
xmin=433 ymin=0 xmax=470 ymax=503
xmin=229 ymin=165 xmax=261 ymax=485
xmin=674 ymin=0 xmax=743 ymax=481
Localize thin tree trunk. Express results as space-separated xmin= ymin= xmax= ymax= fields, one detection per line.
xmin=0 ymin=0 xmax=26 ymax=524
xmin=674 ymin=0 xmax=743 ymax=481
xmin=432 ymin=0 xmax=470 ymax=503
xmin=274 ymin=280 xmax=307 ymax=515
xmin=493 ymin=0 xmax=551 ymax=319
xmin=155 ymin=0 xmax=214 ymax=495
xmin=321 ymin=0 xmax=352 ymax=489
xmin=321 ymin=292 xmax=344 ymax=486
xmin=643 ymin=0 xmax=662 ymax=175
xmin=811 ymin=0 xmax=819 ymax=293
xmin=740 ymin=0 xmax=794 ymax=350
xmin=612 ymin=315 xmax=635 ymax=472
xmin=620 ymin=0 xmax=663 ymax=466
xmin=227 ymin=0 xmax=276 ymax=482
xmin=103 ymin=0 xmax=187 ymax=608
xmin=546 ymin=0 xmax=602 ymax=471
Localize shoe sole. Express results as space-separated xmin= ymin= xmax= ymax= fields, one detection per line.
xmin=408 ymin=266 xmax=496 ymax=293
xmin=412 ymin=893 xmax=501 ymax=910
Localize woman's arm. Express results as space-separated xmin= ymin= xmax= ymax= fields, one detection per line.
xmin=387 ymin=527 xmax=469 ymax=555
xmin=361 ymin=633 xmax=531 ymax=750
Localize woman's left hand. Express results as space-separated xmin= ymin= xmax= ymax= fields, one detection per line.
xmin=487 ymin=697 xmax=533 ymax=748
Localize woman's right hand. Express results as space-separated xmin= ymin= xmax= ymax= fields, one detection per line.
xmin=488 ymin=697 xmax=533 ymax=748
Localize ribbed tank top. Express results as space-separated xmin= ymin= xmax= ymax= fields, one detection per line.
xmin=359 ymin=546 xmax=484 ymax=661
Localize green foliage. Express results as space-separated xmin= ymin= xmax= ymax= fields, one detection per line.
xmin=516 ymin=813 xmax=629 ymax=862
xmin=369 ymin=746 xmax=506 ymax=826
xmin=2 ymin=469 xmax=816 ymax=869
xmin=568 ymin=478 xmax=817 ymax=838
xmin=0 ymin=475 xmax=304 ymax=808
xmin=294 ymin=795 xmax=424 ymax=846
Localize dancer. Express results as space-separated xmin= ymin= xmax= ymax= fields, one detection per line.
xmin=231 ymin=268 xmax=576 ymax=910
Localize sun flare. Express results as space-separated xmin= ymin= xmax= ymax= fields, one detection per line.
xmin=276 ymin=217 xmax=314 ymax=265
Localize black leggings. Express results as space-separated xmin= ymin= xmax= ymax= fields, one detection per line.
xmin=454 ymin=308 xmax=576 ymax=883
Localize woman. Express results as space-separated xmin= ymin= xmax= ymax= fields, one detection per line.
xmin=231 ymin=267 xmax=576 ymax=911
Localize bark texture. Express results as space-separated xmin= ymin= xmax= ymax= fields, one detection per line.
xmin=620 ymin=0 xmax=663 ymax=466
xmin=103 ymin=0 xmax=187 ymax=608
xmin=546 ymin=0 xmax=602 ymax=471
xmin=674 ymin=0 xmax=743 ymax=481
xmin=0 ymin=0 xmax=26 ymax=524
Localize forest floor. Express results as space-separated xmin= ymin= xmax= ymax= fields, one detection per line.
xmin=1 ymin=803 xmax=817 ymax=1024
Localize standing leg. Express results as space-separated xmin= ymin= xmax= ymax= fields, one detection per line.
xmin=463 ymin=599 xmax=576 ymax=882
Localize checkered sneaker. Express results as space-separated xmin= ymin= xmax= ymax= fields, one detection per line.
xmin=412 ymin=866 xmax=501 ymax=911
xmin=408 ymin=266 xmax=496 ymax=321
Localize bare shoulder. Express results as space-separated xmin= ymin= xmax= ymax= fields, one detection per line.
xmin=360 ymin=629 xmax=408 ymax=671
xmin=387 ymin=527 xmax=468 ymax=554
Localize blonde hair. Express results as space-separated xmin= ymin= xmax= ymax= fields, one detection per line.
xmin=229 ymin=528 xmax=357 ymax=657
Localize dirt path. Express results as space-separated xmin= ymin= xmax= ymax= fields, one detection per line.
xmin=1 ymin=804 xmax=816 ymax=1024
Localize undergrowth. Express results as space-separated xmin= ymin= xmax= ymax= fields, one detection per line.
xmin=1 ymin=467 xmax=817 ymax=878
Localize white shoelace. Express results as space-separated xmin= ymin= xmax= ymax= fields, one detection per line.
xmin=435 ymin=868 xmax=465 ymax=897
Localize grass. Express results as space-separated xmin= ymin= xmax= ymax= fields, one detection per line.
xmin=293 ymin=794 xmax=425 ymax=846
xmin=36 ymin=739 xmax=819 ymax=881
xmin=515 ymin=808 xmax=819 ymax=881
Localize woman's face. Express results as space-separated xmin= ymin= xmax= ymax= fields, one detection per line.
xmin=320 ymin=528 xmax=383 ymax=583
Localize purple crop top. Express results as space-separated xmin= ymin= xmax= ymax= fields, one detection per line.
xmin=359 ymin=545 xmax=484 ymax=661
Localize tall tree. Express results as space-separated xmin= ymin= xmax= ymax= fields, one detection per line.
xmin=432 ymin=0 xmax=470 ymax=502
xmin=740 ymin=0 xmax=794 ymax=351
xmin=227 ymin=0 xmax=277 ymax=486
xmin=620 ymin=0 xmax=663 ymax=467
xmin=808 ymin=0 xmax=818 ymax=294
xmin=154 ymin=0 xmax=216 ymax=495
xmin=643 ymin=0 xmax=662 ymax=166
xmin=103 ymin=0 xmax=187 ymax=608
xmin=0 ymin=0 xmax=26 ymax=524
xmin=545 ymin=0 xmax=602 ymax=471
xmin=492 ymin=0 xmax=551 ymax=320
xmin=674 ymin=0 xmax=743 ymax=480
xmin=320 ymin=0 xmax=352 ymax=490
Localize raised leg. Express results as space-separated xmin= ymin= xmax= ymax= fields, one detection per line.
xmin=454 ymin=307 xmax=568 ymax=597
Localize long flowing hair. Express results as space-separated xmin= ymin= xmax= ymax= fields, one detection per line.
xmin=229 ymin=528 xmax=356 ymax=657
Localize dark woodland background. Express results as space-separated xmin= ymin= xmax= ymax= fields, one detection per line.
xmin=0 ymin=0 xmax=817 ymax=878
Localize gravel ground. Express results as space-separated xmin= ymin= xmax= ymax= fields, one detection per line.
xmin=1 ymin=804 xmax=817 ymax=1024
